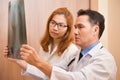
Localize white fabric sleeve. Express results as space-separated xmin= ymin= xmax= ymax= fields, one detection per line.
xmin=21 ymin=64 xmax=49 ymax=80
xmin=50 ymin=57 xmax=116 ymax=80
xmin=50 ymin=66 xmax=84 ymax=80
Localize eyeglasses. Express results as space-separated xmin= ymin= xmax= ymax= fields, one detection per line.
xmin=49 ymin=20 xmax=68 ymax=30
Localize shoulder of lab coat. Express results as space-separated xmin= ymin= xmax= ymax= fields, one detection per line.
xmin=50 ymin=42 xmax=117 ymax=80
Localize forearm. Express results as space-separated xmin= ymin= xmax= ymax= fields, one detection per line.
xmin=21 ymin=64 xmax=49 ymax=80
xmin=35 ymin=59 xmax=52 ymax=78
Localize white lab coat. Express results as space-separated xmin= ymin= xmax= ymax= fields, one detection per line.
xmin=22 ymin=42 xmax=117 ymax=80
xmin=50 ymin=42 xmax=117 ymax=80
xmin=22 ymin=43 xmax=78 ymax=80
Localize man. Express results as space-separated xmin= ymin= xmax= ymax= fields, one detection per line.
xmin=20 ymin=9 xmax=117 ymax=80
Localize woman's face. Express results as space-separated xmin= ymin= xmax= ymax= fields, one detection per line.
xmin=49 ymin=14 xmax=68 ymax=41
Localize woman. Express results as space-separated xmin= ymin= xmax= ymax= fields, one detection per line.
xmin=39 ymin=7 xmax=77 ymax=64
xmin=3 ymin=7 xmax=78 ymax=80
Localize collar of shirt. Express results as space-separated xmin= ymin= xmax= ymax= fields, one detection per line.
xmin=81 ymin=41 xmax=100 ymax=56
xmin=48 ymin=44 xmax=58 ymax=55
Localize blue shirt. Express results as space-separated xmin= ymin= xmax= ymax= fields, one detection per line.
xmin=81 ymin=41 xmax=100 ymax=56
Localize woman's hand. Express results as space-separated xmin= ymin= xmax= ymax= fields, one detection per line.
xmin=2 ymin=46 xmax=9 ymax=57
xmin=2 ymin=46 xmax=27 ymax=70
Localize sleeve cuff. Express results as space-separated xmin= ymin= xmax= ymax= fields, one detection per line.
xmin=21 ymin=64 xmax=49 ymax=80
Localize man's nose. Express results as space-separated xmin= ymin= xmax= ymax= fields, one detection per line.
xmin=74 ymin=28 xmax=79 ymax=35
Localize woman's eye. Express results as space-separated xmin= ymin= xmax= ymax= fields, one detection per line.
xmin=51 ymin=21 xmax=56 ymax=24
xmin=59 ymin=24 xmax=64 ymax=27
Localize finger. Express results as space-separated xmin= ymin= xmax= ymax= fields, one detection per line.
xmin=20 ymin=49 xmax=34 ymax=61
xmin=20 ymin=51 xmax=33 ymax=62
xmin=20 ymin=54 xmax=29 ymax=63
xmin=20 ymin=47 xmax=33 ymax=54
xmin=21 ymin=44 xmax=35 ymax=52
xmin=20 ymin=52 xmax=29 ymax=57
xmin=20 ymin=45 xmax=36 ymax=57
xmin=2 ymin=47 xmax=9 ymax=57
xmin=3 ymin=47 xmax=9 ymax=53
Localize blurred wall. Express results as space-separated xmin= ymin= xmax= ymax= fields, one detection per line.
xmin=108 ymin=0 xmax=120 ymax=80
xmin=91 ymin=0 xmax=120 ymax=80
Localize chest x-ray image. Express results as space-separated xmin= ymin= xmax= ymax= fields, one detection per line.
xmin=8 ymin=0 xmax=27 ymax=59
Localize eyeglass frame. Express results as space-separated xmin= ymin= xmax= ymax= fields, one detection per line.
xmin=49 ymin=20 xmax=68 ymax=30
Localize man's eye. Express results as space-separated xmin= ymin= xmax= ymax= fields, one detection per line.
xmin=78 ymin=26 xmax=83 ymax=29
xmin=74 ymin=25 xmax=77 ymax=29
xmin=75 ymin=24 xmax=84 ymax=29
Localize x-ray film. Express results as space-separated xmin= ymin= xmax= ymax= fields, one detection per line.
xmin=8 ymin=0 xmax=27 ymax=59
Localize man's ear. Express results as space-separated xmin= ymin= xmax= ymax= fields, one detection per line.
xmin=93 ymin=25 xmax=99 ymax=33
xmin=92 ymin=25 xmax=99 ymax=37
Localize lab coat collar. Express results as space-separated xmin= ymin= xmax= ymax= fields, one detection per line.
xmin=48 ymin=44 xmax=58 ymax=55
xmin=86 ymin=42 xmax=103 ymax=57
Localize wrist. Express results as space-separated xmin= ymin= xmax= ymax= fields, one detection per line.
xmin=35 ymin=59 xmax=52 ymax=78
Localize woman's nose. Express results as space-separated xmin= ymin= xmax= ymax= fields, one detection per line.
xmin=53 ymin=25 xmax=59 ymax=30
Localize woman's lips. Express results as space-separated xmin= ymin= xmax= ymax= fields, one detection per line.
xmin=51 ymin=32 xmax=58 ymax=35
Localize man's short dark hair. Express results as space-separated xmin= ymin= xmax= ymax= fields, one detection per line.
xmin=77 ymin=9 xmax=105 ymax=38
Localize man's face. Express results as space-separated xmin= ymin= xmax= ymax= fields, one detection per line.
xmin=74 ymin=15 xmax=98 ymax=49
